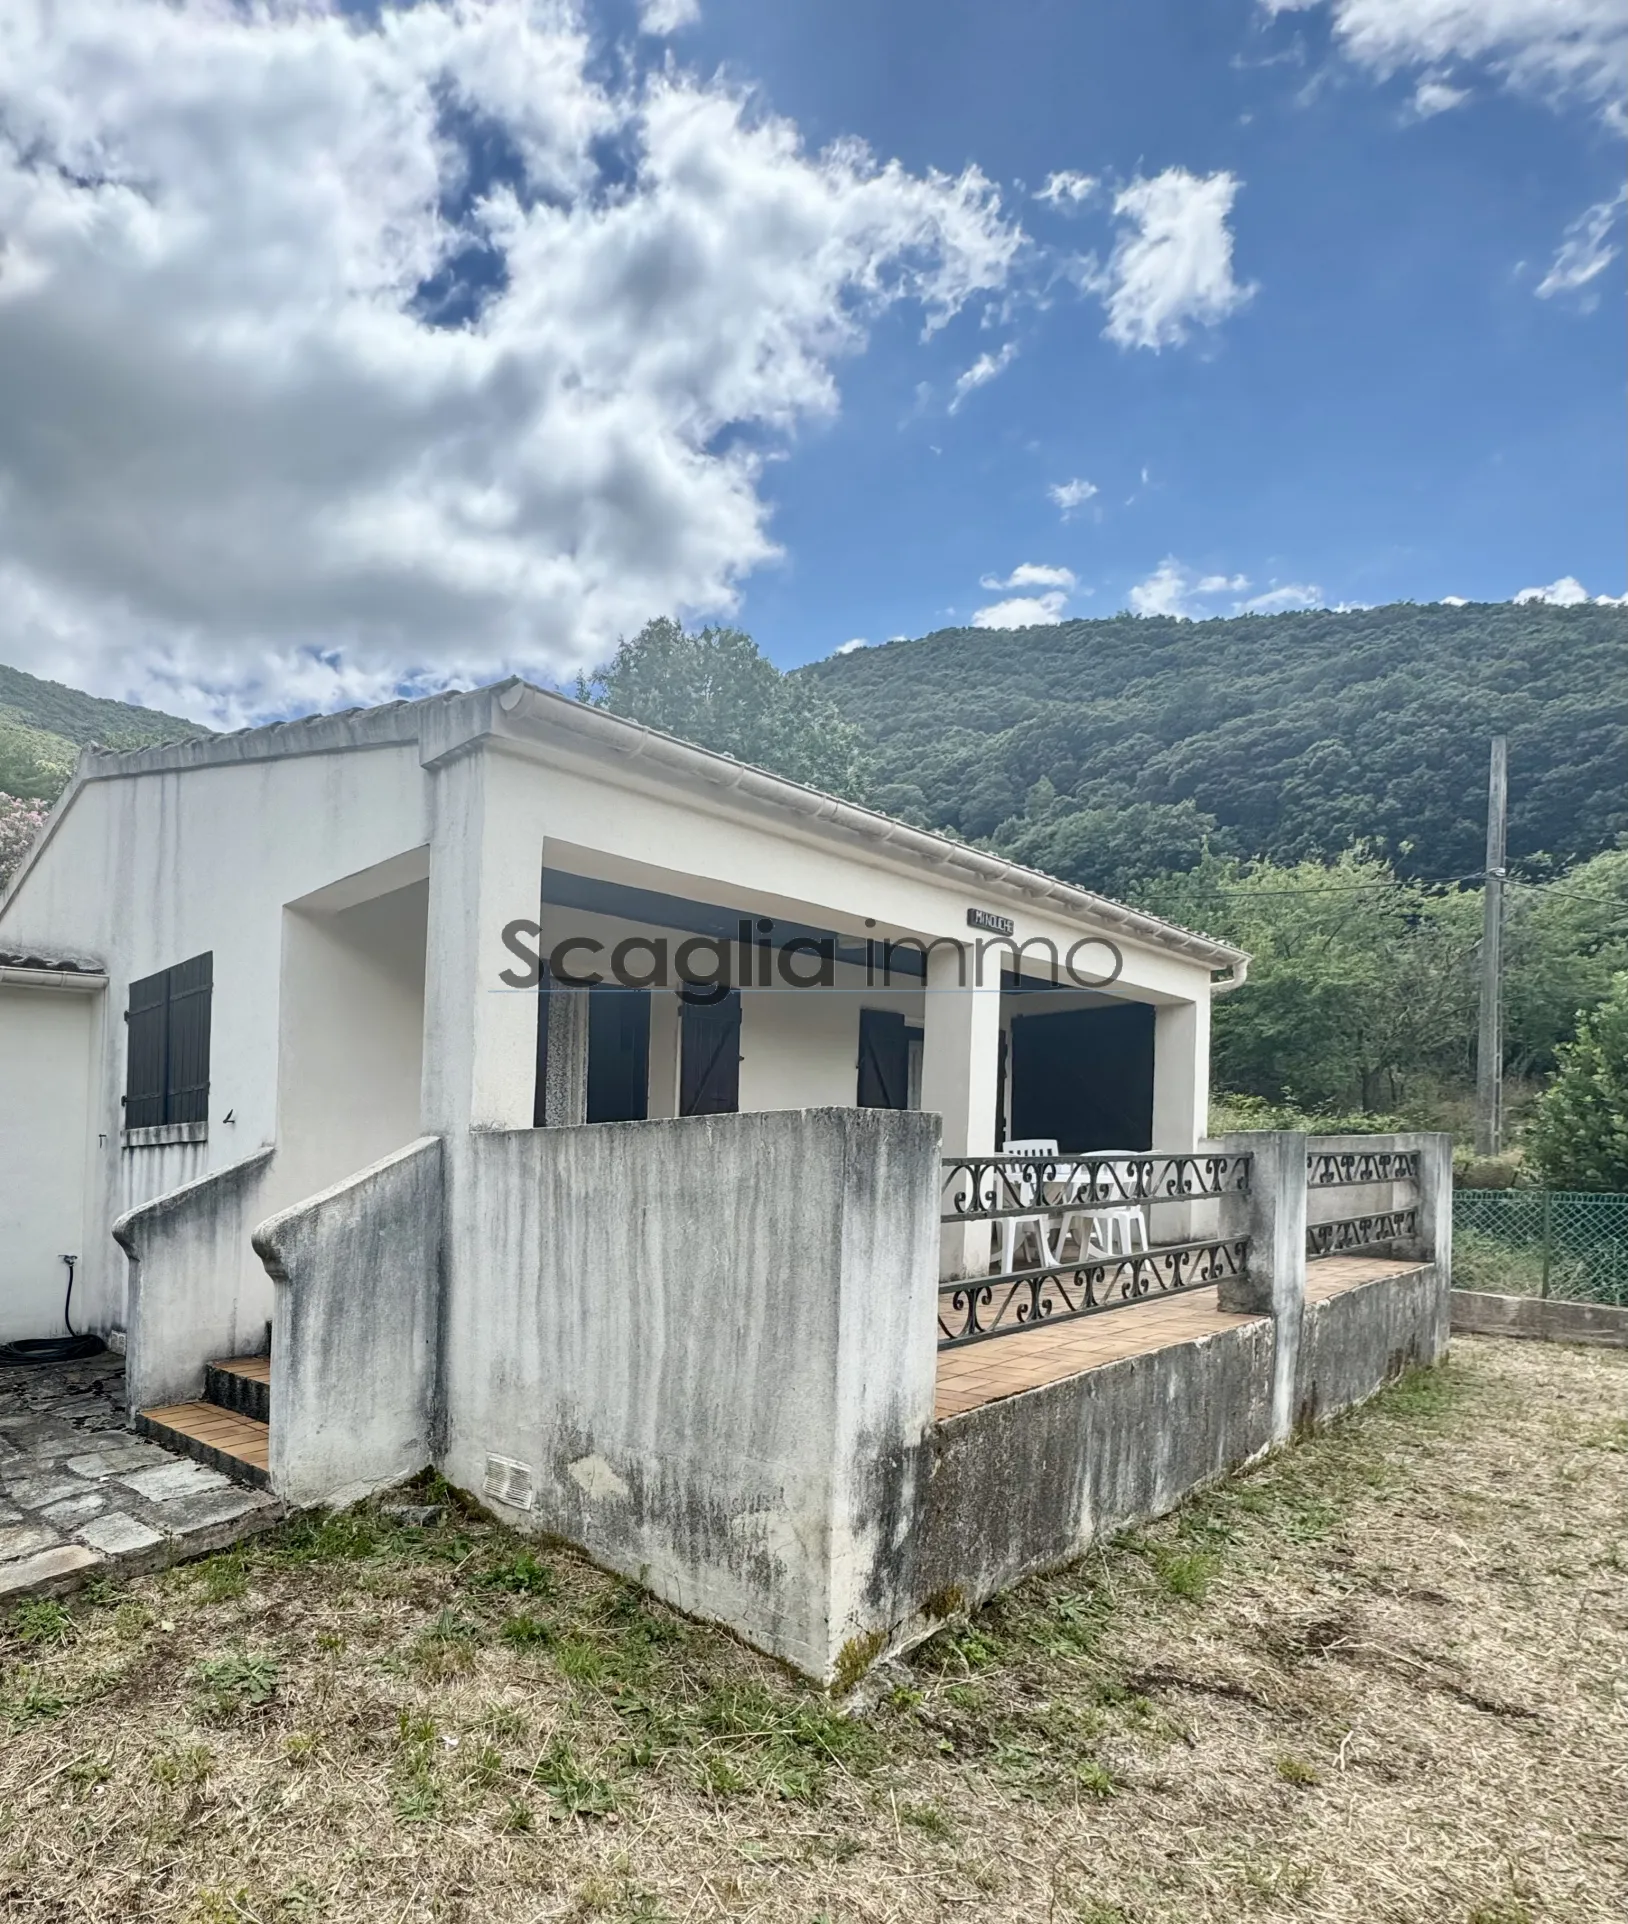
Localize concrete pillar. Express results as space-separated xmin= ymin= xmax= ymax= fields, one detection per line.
xmin=1152 ymin=997 xmax=1209 ymax=1240
xmin=420 ymin=747 xmax=545 ymax=1136
xmin=1404 ymin=1130 xmax=1454 ymax=1272
xmin=541 ymin=984 xmax=589 ymax=1127
xmin=1215 ymin=1130 xmax=1307 ymax=1445
xmin=1152 ymin=998 xmax=1208 ymax=1152
xmin=920 ymin=940 xmax=1002 ymax=1278
xmin=647 ymin=990 xmax=682 ymax=1119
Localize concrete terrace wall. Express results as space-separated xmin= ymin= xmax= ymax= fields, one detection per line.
xmin=1295 ymin=1265 xmax=1450 ymax=1429
xmin=437 ymin=1107 xmax=941 ymax=1683
xmin=116 ymin=1146 xmax=276 ymax=1410
xmin=919 ymin=1315 xmax=1275 ymax=1613
xmin=255 ymin=1137 xmax=442 ymax=1508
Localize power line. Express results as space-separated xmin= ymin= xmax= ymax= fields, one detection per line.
xmin=1131 ymin=873 xmax=1482 ymax=901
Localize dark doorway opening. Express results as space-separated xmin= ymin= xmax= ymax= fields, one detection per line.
xmin=1009 ymin=1004 xmax=1155 ymax=1151
xmin=680 ymin=990 xmax=741 ymax=1116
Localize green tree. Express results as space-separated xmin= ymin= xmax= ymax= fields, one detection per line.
xmin=1525 ymin=974 xmax=1628 ymax=1192
xmin=1137 ymin=853 xmax=1481 ymax=1114
xmin=995 ymin=796 xmax=1218 ymax=902
xmin=581 ymin=619 xmax=871 ymax=798
xmin=0 ymin=715 xmax=76 ymax=803
xmin=1502 ymin=847 xmax=1628 ymax=1077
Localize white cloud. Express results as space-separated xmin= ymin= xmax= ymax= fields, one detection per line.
xmin=1239 ymin=581 xmax=1323 ymax=613
xmin=1127 ymin=558 xmax=1251 ymax=618
xmin=1263 ymin=0 xmax=1627 ymax=121
xmin=834 ymin=637 xmax=870 ymax=654
xmin=948 ymin=341 xmax=1018 ymax=412
xmin=1035 ymin=171 xmax=1099 ymax=210
xmin=1514 ymin=575 xmax=1627 ymax=606
xmin=1441 ymin=594 xmax=1469 ymax=605
xmin=980 ymin=563 xmax=1078 ymax=592
xmin=0 ymin=0 xmax=1022 ymax=724
xmin=973 ymin=561 xmax=1078 ymax=627
xmin=1411 ymin=75 xmax=1470 ymax=114
xmin=1535 ymin=188 xmax=1627 ymax=300
xmin=639 ymin=0 xmax=700 ymax=32
xmin=972 ymin=593 xmax=1070 ymax=629
xmin=1049 ymin=477 xmax=1099 ymax=518
xmin=1089 ymin=169 xmax=1256 ymax=351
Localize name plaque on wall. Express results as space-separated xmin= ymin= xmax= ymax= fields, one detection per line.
xmin=966 ymin=907 xmax=1015 ymax=936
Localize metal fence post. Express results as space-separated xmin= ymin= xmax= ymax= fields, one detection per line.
xmin=1540 ymin=1189 xmax=1552 ymax=1300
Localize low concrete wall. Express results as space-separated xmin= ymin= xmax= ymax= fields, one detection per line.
xmin=1451 ymin=1289 xmax=1628 ymax=1350
xmin=1295 ymin=1264 xmax=1449 ymax=1429
xmin=438 ymin=1107 xmax=941 ymax=1684
xmin=115 ymin=1146 xmax=276 ymax=1411
xmin=253 ymin=1137 xmax=443 ymax=1507
xmin=917 ymin=1316 xmax=1275 ymax=1613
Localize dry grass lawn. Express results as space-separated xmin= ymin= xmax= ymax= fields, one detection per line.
xmin=1 ymin=1333 xmax=1624 ymax=1924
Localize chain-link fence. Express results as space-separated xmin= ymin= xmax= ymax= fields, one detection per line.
xmin=1453 ymin=1191 xmax=1628 ymax=1306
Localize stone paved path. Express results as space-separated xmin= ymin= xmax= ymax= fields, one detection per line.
xmin=0 ymin=1353 xmax=281 ymax=1599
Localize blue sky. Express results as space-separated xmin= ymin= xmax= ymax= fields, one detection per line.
xmin=671 ymin=0 xmax=1627 ymax=662
xmin=0 ymin=0 xmax=1620 ymax=722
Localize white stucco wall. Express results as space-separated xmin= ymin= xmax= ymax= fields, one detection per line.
xmin=276 ymin=879 xmax=428 ymax=1204
xmin=0 ymin=983 xmax=97 ymax=1341
xmin=0 ymin=731 xmax=432 ymax=1334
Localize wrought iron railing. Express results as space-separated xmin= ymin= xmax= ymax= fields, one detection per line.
xmin=1305 ymin=1208 xmax=1418 ymax=1258
xmin=1307 ymin=1148 xmax=1419 ymax=1188
xmin=937 ymin=1152 xmax=1252 ymax=1348
xmin=941 ymin=1151 xmax=1250 ymax=1223
xmin=938 ymin=1238 xmax=1249 ymax=1347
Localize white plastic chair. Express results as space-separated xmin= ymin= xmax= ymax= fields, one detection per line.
xmin=1059 ymin=1153 xmax=1150 ymax=1264
xmin=997 ymin=1137 xmax=1064 ymax=1271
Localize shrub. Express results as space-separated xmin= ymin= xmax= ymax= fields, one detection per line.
xmin=1526 ymin=975 xmax=1628 ymax=1193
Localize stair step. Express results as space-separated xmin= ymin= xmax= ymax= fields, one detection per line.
xmin=136 ymin=1402 xmax=270 ymax=1489
xmin=206 ymin=1355 xmax=271 ymax=1426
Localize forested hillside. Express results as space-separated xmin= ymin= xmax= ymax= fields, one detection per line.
xmin=0 ymin=662 xmax=206 ymax=887
xmin=0 ymin=661 xmax=203 ymax=801
xmin=803 ymin=601 xmax=1627 ymax=899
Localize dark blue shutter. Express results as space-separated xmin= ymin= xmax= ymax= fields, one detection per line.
xmin=164 ymin=952 xmax=212 ymax=1124
xmin=123 ymin=968 xmax=169 ymax=1129
xmin=857 ymin=1008 xmax=908 ymax=1109
xmin=124 ymin=952 xmax=212 ymax=1128
xmin=680 ymin=990 xmax=740 ymax=1116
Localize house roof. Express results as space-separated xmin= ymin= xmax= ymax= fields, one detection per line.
xmin=0 ymin=946 xmax=106 ymax=984
xmin=4 ymin=679 xmax=1248 ymax=977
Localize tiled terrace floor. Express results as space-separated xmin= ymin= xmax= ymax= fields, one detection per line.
xmin=0 ymin=1353 xmax=281 ymax=1600
xmin=935 ymin=1254 xmax=1428 ymax=1420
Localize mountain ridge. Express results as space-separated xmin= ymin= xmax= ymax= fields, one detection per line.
xmin=801 ymin=599 xmax=1627 ymax=895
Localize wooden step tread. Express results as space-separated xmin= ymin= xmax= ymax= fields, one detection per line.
xmin=210 ymin=1355 xmax=271 ymax=1384
xmin=140 ymin=1401 xmax=270 ymax=1475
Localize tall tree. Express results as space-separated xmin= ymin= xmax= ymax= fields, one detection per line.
xmin=581 ymin=619 xmax=871 ymax=798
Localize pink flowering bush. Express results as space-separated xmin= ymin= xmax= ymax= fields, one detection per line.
xmin=0 ymin=791 xmax=48 ymax=891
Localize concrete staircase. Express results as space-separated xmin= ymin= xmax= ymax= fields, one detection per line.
xmin=136 ymin=1356 xmax=270 ymax=1490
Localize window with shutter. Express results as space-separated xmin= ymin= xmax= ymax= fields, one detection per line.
xmin=123 ymin=952 xmax=213 ymax=1132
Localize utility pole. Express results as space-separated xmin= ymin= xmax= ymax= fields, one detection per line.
xmin=1475 ymin=735 xmax=1507 ymax=1158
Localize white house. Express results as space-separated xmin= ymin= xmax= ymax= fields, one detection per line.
xmin=9 ymin=678 xmax=1453 ymax=1685
xmin=0 ymin=676 xmax=1245 ymax=1356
